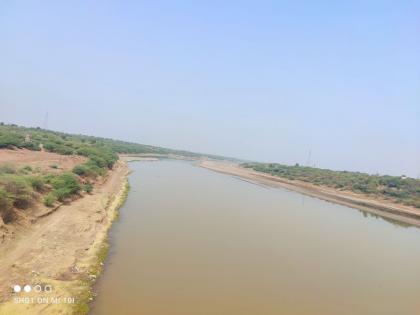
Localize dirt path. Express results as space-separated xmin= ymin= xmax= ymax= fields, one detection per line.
xmin=199 ymin=160 xmax=420 ymax=227
xmin=0 ymin=160 xmax=128 ymax=314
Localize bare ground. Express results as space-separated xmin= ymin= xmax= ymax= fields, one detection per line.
xmin=0 ymin=160 xmax=128 ymax=314
xmin=199 ymin=160 xmax=420 ymax=227
xmin=0 ymin=149 xmax=87 ymax=174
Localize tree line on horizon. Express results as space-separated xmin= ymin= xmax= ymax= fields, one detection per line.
xmin=241 ymin=162 xmax=420 ymax=209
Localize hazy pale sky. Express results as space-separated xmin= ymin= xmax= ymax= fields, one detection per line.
xmin=1 ymin=1 xmax=419 ymax=176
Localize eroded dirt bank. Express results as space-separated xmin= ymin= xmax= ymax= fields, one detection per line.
xmin=200 ymin=161 xmax=420 ymax=227
xmin=0 ymin=159 xmax=129 ymax=314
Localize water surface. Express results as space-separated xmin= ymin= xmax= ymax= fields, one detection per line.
xmin=92 ymin=161 xmax=420 ymax=315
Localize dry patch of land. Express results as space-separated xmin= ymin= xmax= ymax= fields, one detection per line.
xmin=0 ymin=158 xmax=128 ymax=314
xmin=120 ymin=155 xmax=159 ymax=162
xmin=0 ymin=149 xmax=87 ymax=174
xmin=119 ymin=153 xmax=201 ymax=161
xmin=200 ymin=160 xmax=420 ymax=227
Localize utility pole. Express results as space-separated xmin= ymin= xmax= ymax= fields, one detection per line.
xmin=306 ymin=149 xmax=311 ymax=167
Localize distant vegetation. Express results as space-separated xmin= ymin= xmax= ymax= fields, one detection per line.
xmin=242 ymin=162 xmax=420 ymax=209
xmin=0 ymin=123 xmax=227 ymax=159
xmin=0 ymin=123 xmax=228 ymax=223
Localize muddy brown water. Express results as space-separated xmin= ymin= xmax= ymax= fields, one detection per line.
xmin=91 ymin=161 xmax=420 ymax=315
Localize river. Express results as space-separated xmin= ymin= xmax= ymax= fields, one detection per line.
xmin=92 ymin=161 xmax=420 ymax=315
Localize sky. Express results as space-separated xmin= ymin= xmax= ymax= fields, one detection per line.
xmin=0 ymin=0 xmax=419 ymax=176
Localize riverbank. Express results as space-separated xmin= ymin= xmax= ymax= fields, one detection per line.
xmin=0 ymin=159 xmax=129 ymax=314
xmin=199 ymin=161 xmax=420 ymax=227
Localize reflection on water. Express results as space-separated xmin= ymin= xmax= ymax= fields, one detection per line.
xmin=357 ymin=208 xmax=413 ymax=228
xmin=92 ymin=161 xmax=420 ymax=315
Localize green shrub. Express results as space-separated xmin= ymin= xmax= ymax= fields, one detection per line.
xmin=54 ymin=145 xmax=74 ymax=155
xmin=0 ymin=187 xmax=14 ymax=223
xmin=50 ymin=173 xmax=81 ymax=201
xmin=89 ymin=156 xmax=107 ymax=168
xmin=0 ymin=175 xmax=32 ymax=209
xmin=85 ymin=161 xmax=105 ymax=175
xmin=27 ymin=176 xmax=45 ymax=192
xmin=53 ymin=188 xmax=70 ymax=201
xmin=73 ymin=161 xmax=105 ymax=177
xmin=50 ymin=173 xmax=80 ymax=192
xmin=0 ymin=132 xmax=24 ymax=148
xmin=83 ymin=183 xmax=93 ymax=193
xmin=72 ymin=164 xmax=89 ymax=176
xmin=22 ymin=165 xmax=33 ymax=172
xmin=20 ymin=141 xmax=41 ymax=151
xmin=43 ymin=192 xmax=57 ymax=207
xmin=0 ymin=164 xmax=16 ymax=174
xmin=43 ymin=142 xmax=57 ymax=151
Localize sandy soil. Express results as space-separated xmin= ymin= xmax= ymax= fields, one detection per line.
xmin=120 ymin=156 xmax=159 ymax=162
xmin=0 ymin=160 xmax=128 ymax=314
xmin=200 ymin=160 xmax=420 ymax=227
xmin=0 ymin=149 xmax=87 ymax=174
xmin=119 ymin=153 xmax=200 ymax=161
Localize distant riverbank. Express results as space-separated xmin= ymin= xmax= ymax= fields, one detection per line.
xmin=199 ymin=161 xmax=420 ymax=227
